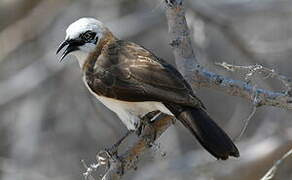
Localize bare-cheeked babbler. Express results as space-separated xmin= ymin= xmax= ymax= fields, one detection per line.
xmin=56 ymin=18 xmax=239 ymax=160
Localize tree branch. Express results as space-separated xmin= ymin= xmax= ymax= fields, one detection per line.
xmin=165 ymin=0 xmax=292 ymax=109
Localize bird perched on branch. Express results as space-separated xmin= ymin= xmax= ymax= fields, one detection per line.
xmin=56 ymin=17 xmax=239 ymax=160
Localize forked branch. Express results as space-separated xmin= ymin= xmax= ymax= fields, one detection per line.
xmin=165 ymin=0 xmax=292 ymax=110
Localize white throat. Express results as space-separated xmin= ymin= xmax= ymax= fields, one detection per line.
xmin=72 ymin=51 xmax=89 ymax=68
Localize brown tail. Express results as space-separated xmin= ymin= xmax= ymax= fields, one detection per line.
xmin=165 ymin=104 xmax=239 ymax=160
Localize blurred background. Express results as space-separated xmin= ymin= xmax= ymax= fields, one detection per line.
xmin=0 ymin=0 xmax=292 ymax=180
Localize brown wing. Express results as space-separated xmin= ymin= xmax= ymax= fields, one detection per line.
xmin=85 ymin=40 xmax=203 ymax=107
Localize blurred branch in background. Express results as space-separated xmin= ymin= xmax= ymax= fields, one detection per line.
xmin=137 ymin=131 xmax=292 ymax=180
xmin=261 ymin=148 xmax=292 ymax=180
xmin=0 ymin=0 xmax=71 ymax=63
xmin=0 ymin=0 xmax=41 ymax=29
xmin=188 ymin=0 xmax=262 ymax=63
xmin=0 ymin=52 xmax=63 ymax=106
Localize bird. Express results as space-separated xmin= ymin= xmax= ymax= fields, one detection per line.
xmin=56 ymin=17 xmax=239 ymax=160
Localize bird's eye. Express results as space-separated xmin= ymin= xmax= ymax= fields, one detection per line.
xmin=81 ymin=31 xmax=96 ymax=42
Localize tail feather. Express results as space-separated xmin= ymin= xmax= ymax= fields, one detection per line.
xmin=165 ymin=104 xmax=239 ymax=160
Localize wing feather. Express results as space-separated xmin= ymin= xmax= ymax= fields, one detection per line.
xmin=86 ymin=40 xmax=203 ymax=107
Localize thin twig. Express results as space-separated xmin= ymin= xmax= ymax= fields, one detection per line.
xmin=235 ymin=105 xmax=257 ymax=141
xmin=216 ymin=62 xmax=292 ymax=94
xmin=260 ymin=149 xmax=292 ymax=180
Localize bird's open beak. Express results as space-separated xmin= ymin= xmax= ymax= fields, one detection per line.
xmin=56 ymin=39 xmax=81 ymax=62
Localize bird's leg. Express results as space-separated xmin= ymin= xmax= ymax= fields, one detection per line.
xmin=106 ymin=130 xmax=134 ymax=156
xmin=106 ymin=111 xmax=161 ymax=155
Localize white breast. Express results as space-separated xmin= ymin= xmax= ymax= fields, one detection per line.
xmin=83 ymin=76 xmax=172 ymax=130
xmin=96 ymin=96 xmax=172 ymax=130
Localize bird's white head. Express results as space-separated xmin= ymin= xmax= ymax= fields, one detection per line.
xmin=56 ymin=17 xmax=109 ymax=67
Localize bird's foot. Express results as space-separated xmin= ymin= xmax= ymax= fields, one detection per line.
xmin=136 ymin=111 xmax=161 ymax=138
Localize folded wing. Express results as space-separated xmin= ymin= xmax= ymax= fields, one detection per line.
xmin=86 ymin=40 xmax=203 ymax=107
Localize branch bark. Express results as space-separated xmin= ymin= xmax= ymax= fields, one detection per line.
xmin=101 ymin=114 xmax=174 ymax=180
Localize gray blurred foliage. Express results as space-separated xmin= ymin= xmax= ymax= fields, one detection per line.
xmin=0 ymin=0 xmax=291 ymax=180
